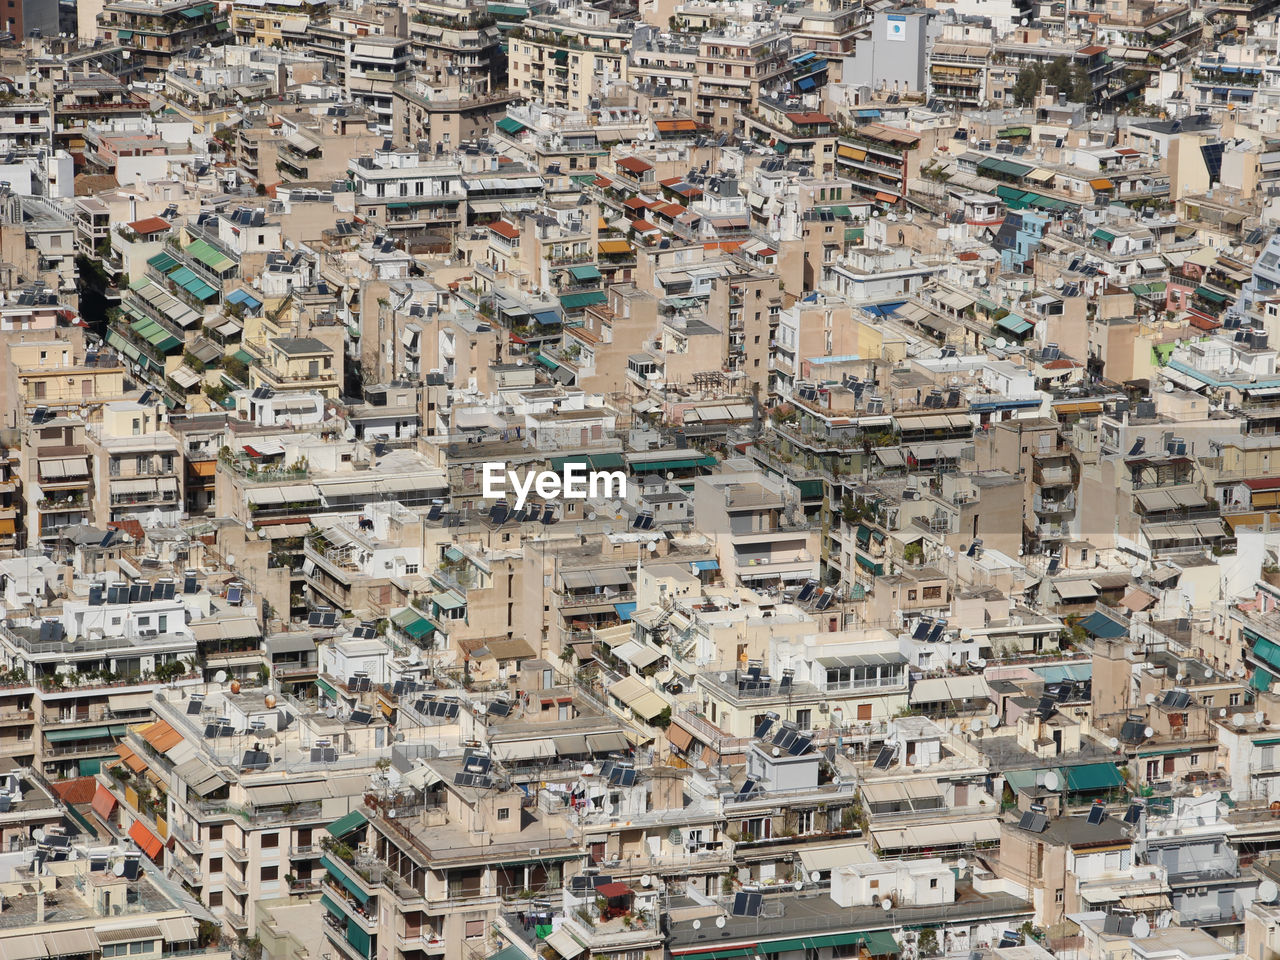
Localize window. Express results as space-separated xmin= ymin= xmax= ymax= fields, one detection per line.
xmin=930 ymin=878 xmax=939 ymax=888
xmin=464 ymin=921 xmax=484 ymax=939
xmin=908 ymin=590 xmax=917 ymax=601
xmin=32 ymin=381 xmax=45 ymax=399
xmin=1055 ymin=890 xmax=1065 ymax=904
xmin=209 ymin=857 xmax=223 ymax=873
xmin=1189 ymin=753 xmax=1199 ymax=767
xmin=261 ymin=865 xmax=279 ymax=882
xmin=795 ymin=709 xmax=812 ymax=729
xmin=208 ymin=825 xmax=222 ymax=841
xmin=1230 ymin=693 xmax=1241 ymax=706
xmin=923 ymin=586 xmax=942 ymax=600
xmin=157 ymin=616 xmax=168 ymax=633
xmin=497 ymin=807 xmax=510 ymax=821
xmin=262 ymin=833 xmax=279 ymax=849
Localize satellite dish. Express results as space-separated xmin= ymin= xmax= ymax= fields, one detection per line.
xmin=773 ymin=746 xmax=782 ymax=757
xmin=641 ymin=874 xmax=652 ymax=887
xmin=1233 ymin=715 xmax=1247 ymax=728
xmin=1109 ymin=737 xmax=1119 ymax=751
xmin=1133 ymin=918 xmax=1151 ymax=939
xmin=1261 ymin=880 xmax=1279 ymax=903
xmin=1219 ymin=707 xmax=1228 ymax=717
xmin=582 ymin=762 xmax=594 ymax=777
xmin=1144 ymin=692 xmax=1156 ymax=705
xmin=907 ymin=754 xmax=918 ymax=766
xmin=969 ymin=717 xmax=982 ymax=733
xmin=113 ymin=860 xmax=126 ymax=877
xmin=810 ymin=871 xmax=821 ymax=883
xmin=881 ymin=898 xmax=893 ymax=912
xmin=213 ymin=670 xmax=228 ymax=684
xmin=958 ymin=857 xmax=968 ymax=870
xmin=476 ymin=703 xmax=488 ymax=715
xmin=1044 ymin=771 xmax=1061 ymax=791
xmin=1144 ymin=726 xmax=1156 ymax=738
xmin=1163 ymin=380 xmax=1175 ymax=393
xmin=32 ymin=829 xmax=44 ymax=843
xmin=692 ymin=920 xmax=702 ymax=931
xmin=794 ymin=880 xmax=804 ymax=891
xmin=716 ymin=916 xmax=726 ymax=929
xmin=1130 ymin=563 xmax=1143 ymax=578
xmin=988 ymin=715 xmax=1000 ymax=729
xmin=1204 ymin=667 xmax=1213 ymax=679
xmin=719 ymin=672 xmax=728 ymax=682
xmin=995 ymin=337 xmax=1008 ymax=350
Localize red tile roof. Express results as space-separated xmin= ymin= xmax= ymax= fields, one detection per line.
xmin=631 ymin=219 xmax=659 ymax=232
xmin=489 ymin=220 xmax=519 ymax=240
xmin=622 ymin=197 xmax=653 ymax=210
xmin=50 ymin=777 xmax=97 ymax=805
xmin=1244 ymin=477 xmax=1280 ymax=492
xmin=956 ymin=252 xmax=980 ymax=261
xmin=786 ymin=111 xmax=833 ymax=126
xmin=127 ymin=216 xmax=170 ymax=235
xmin=1078 ymin=44 xmax=1107 ymax=55
xmin=616 ymin=156 xmax=653 ymax=175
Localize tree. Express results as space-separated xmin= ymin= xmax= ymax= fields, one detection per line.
xmin=1011 ymin=65 xmax=1042 ymax=106
xmin=1072 ymin=63 xmax=1094 ymax=103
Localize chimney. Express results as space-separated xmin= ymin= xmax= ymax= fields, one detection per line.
xmin=36 ymin=888 xmax=44 ymax=924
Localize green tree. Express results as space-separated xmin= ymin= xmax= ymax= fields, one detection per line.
xmin=1011 ymin=64 xmax=1043 ymax=105
xmin=1072 ymin=63 xmax=1094 ymax=103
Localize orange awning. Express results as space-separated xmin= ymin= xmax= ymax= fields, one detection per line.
xmin=188 ymin=460 xmax=216 ymax=478
xmin=667 ymin=724 xmax=694 ymax=751
xmin=116 ymin=743 xmax=147 ymax=773
xmin=141 ymin=720 xmax=183 ymax=754
xmin=1090 ymin=178 xmax=1114 ymax=190
xmin=598 ymin=240 xmax=631 ymax=255
xmin=875 ymin=191 xmax=898 ymax=204
xmin=92 ymin=783 xmax=118 ymax=821
xmin=129 ymin=819 xmax=163 ymax=860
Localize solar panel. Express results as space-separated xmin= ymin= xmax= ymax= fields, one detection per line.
xmin=1123 ymin=803 xmax=1143 ymax=825
xmin=1036 ymin=696 xmax=1056 ymax=719
xmin=1046 ymin=557 xmax=1060 ymax=575
xmin=464 ymin=753 xmax=492 ymax=775
xmin=426 ymin=504 xmax=442 ymax=521
xmin=88 ymin=585 xmax=103 ymax=606
xmin=228 ymin=587 xmax=243 ymax=605
xmin=926 ymin=624 xmax=945 ymax=644
xmin=754 ymin=716 xmax=774 ymax=739
xmin=204 ymin=723 xmax=221 ymax=738
xmin=186 ymin=698 xmax=203 ymax=716
xmin=1087 ymin=803 xmax=1106 ymax=825
xmin=488 ymin=699 xmax=512 ymax=718
xmin=791 ymin=735 xmax=813 ymax=756
xmin=1162 ymin=690 xmax=1191 ymax=709
xmin=911 ymin=619 xmax=930 ymax=641
xmin=322 ymin=612 xmax=338 ymax=627
xmin=796 ymin=581 xmax=817 ymax=603
xmin=183 ymin=575 xmax=198 ymax=594
xmin=779 ymin=674 xmax=792 ymax=694
xmin=525 ymin=504 xmax=542 ymax=522
xmin=873 ymin=746 xmax=895 ymax=769
xmin=731 ymin=892 xmax=763 ymax=917
xmin=814 ymin=591 xmax=833 ymax=610
xmin=392 ymin=681 xmax=407 ymax=696
xmin=241 ymin=750 xmax=270 ymax=771
xmin=736 ymin=778 xmax=759 ymax=800
xmin=1018 ymin=811 xmax=1048 ymax=832
xmin=489 ymin=501 xmax=510 ymax=525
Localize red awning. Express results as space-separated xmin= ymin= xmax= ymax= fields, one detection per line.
xmin=595 ymin=882 xmax=632 ymax=898
xmin=91 ymin=784 xmax=118 ymax=821
xmin=129 ymin=819 xmax=163 ymax=860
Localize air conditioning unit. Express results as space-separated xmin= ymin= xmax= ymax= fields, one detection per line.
xmin=529 ymin=847 xmax=540 ymax=857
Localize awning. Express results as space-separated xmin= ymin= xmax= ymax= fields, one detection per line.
xmin=326 ymin=810 xmax=368 ymax=839
xmin=129 ymin=819 xmax=164 ymax=860
xmin=544 ymin=928 xmax=585 ymax=959
xmin=496 ymin=116 xmax=528 ymax=135
xmin=586 ymin=731 xmax=628 ymax=754
xmin=568 ymin=265 xmax=601 ymax=282
xmin=613 ymin=602 xmax=637 ymax=621
xmin=608 ymin=675 xmax=668 ymax=721
xmin=910 ymin=675 xmax=990 ymax=705
xmin=92 ymin=783 xmax=118 ymax=820
xmin=560 ymin=291 xmax=607 ymax=309
xmin=321 ymin=855 xmax=369 ymax=904
xmin=1054 ymin=579 xmax=1098 ymax=600
xmin=1065 ymin=763 xmax=1125 ymax=792
xmin=43 ymin=932 xmax=97 ymax=956
xmin=1090 ymin=178 xmax=1115 ymax=190
xmin=492 ymin=739 xmax=556 ymax=761
xmin=157 ymin=919 xmax=199 ymax=944
xmin=667 ymin=724 xmax=694 ymax=751
xmin=871 ymin=819 xmax=1000 ymax=851
xmin=798 ymin=841 xmax=872 ymax=874
xmin=1079 ymin=611 xmax=1127 ymax=639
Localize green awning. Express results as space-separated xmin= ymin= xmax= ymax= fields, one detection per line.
xmin=1065 ymin=762 xmax=1125 ymax=792
xmin=155 ymin=335 xmax=182 ymax=353
xmin=169 ymin=266 xmax=199 ymax=288
xmin=1253 ymin=666 xmax=1275 ymax=692
xmin=568 ymin=264 xmax=602 ymax=282
xmin=863 ymin=932 xmax=901 ymax=955
xmin=552 ymin=49 xmax=569 ymax=64
xmin=185 ymin=239 xmax=235 ymax=272
xmin=232 ymin=348 xmax=254 ymax=365
xmin=386 ymin=203 xmax=409 ymax=211
xmin=1137 ymin=746 xmax=1194 ymax=758
xmin=316 ymin=678 xmax=338 ymax=700
xmin=1195 ymin=286 xmax=1229 ymax=304
xmin=560 ymin=290 xmax=607 ymax=309
xmin=627 ymin=454 xmax=717 ymax=472
xmin=488 ymin=3 xmax=528 ymax=13
xmin=551 ymin=452 xmax=629 ymax=471
xmin=107 ymin=331 xmax=140 ymax=361
xmin=832 ymin=205 xmax=852 ymax=217
xmin=321 ymin=855 xmax=369 ymax=904
xmin=856 ymin=524 xmax=871 ymax=545
xmin=444 ymin=547 xmax=465 ymax=562
xmin=46 ymin=725 xmax=122 ymax=742
xmin=496 ymin=116 xmax=528 ymax=135
xmin=117 ymin=30 xmax=133 ymax=40
xmin=996 ymin=314 xmax=1033 ymax=336
xmin=180 ymin=4 xmax=213 ymax=17
xmin=1252 ymin=636 xmax=1280 ymax=671
xmin=999 ymin=126 xmax=1031 ymax=138
xmin=404 ymin=616 xmax=434 ymax=641
xmin=856 ymin=554 xmax=884 ymax=575
xmin=432 ymin=590 xmax=466 ymax=611
xmin=148 ymin=252 xmax=179 ymax=274
xmin=534 ymin=353 xmax=559 ymax=370
xmin=1093 ymin=228 xmax=1116 ymax=244
xmin=326 ymin=810 xmax=369 ymax=839
xmin=321 ymin=893 xmax=343 ymax=918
